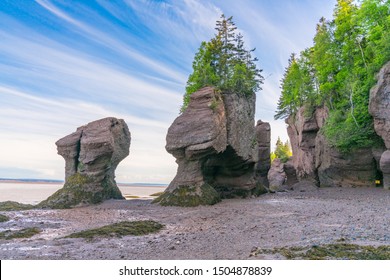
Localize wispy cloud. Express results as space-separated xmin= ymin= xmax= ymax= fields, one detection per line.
xmin=0 ymin=0 xmax=338 ymax=182
xmin=36 ymin=0 xmax=188 ymax=83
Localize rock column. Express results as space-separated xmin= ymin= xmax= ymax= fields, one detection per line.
xmin=369 ymin=61 xmax=390 ymax=189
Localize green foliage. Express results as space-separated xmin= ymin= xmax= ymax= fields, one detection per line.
xmin=0 ymin=201 xmax=35 ymax=211
xmin=253 ymin=243 xmax=390 ymax=260
xmin=182 ymin=15 xmax=264 ymax=112
xmin=38 ymin=173 xmax=124 ymax=209
xmin=65 ymin=221 xmax=164 ymax=240
xmin=275 ymin=0 xmax=390 ymax=152
xmin=0 ymin=227 xmax=41 ymax=240
xmin=272 ymin=137 xmax=292 ymax=163
xmin=0 ymin=214 xmax=9 ymax=222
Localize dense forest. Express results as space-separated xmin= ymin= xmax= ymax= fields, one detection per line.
xmin=182 ymin=15 xmax=264 ymax=111
xmin=275 ymin=0 xmax=390 ymax=153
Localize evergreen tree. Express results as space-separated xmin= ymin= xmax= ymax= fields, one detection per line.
xmin=181 ymin=14 xmax=264 ymax=112
xmin=274 ymin=0 xmax=390 ymax=153
xmin=273 ymin=137 xmax=292 ymax=163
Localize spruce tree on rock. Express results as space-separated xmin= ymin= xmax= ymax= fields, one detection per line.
xmin=182 ymin=14 xmax=263 ymax=112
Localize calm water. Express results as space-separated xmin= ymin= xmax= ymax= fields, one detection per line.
xmin=0 ymin=183 xmax=166 ymax=205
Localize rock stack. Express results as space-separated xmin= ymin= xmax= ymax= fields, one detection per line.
xmin=39 ymin=117 xmax=131 ymax=208
xmin=255 ymin=120 xmax=271 ymax=187
xmin=155 ymin=87 xmax=269 ymax=206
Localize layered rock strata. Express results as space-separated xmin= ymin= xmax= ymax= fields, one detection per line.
xmin=156 ymin=87 xmax=266 ymax=206
xmin=287 ymin=106 xmax=379 ymax=188
xmin=267 ymin=159 xmax=286 ymax=192
xmin=39 ymin=117 xmax=130 ymax=208
xmin=286 ymin=106 xmax=328 ymax=183
xmin=255 ymin=120 xmax=271 ymax=187
xmin=369 ymin=61 xmax=390 ymax=189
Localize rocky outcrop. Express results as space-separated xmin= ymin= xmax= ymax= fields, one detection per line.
xmin=156 ymin=87 xmax=265 ymax=206
xmin=315 ymin=134 xmax=376 ymax=188
xmin=39 ymin=117 xmax=130 ymax=208
xmin=369 ymin=61 xmax=390 ymax=148
xmin=286 ymin=106 xmax=328 ymax=183
xmin=380 ymin=151 xmax=390 ymax=190
xmin=287 ymin=106 xmax=380 ymax=188
xmin=369 ymin=61 xmax=390 ymax=189
xmin=267 ymin=159 xmax=286 ymax=192
xmin=283 ymin=158 xmax=298 ymax=186
xmin=255 ymin=120 xmax=271 ymax=187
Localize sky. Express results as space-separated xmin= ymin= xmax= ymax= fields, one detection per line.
xmin=0 ymin=0 xmax=336 ymax=183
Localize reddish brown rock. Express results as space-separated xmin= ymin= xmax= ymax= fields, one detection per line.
xmin=39 ymin=117 xmax=130 ymax=208
xmin=157 ymin=87 xmax=262 ymax=206
xmin=255 ymin=120 xmax=271 ymax=187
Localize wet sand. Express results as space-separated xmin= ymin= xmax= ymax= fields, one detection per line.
xmin=0 ymin=186 xmax=389 ymax=260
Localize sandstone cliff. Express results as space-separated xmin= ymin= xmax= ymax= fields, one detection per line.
xmin=369 ymin=61 xmax=390 ymax=189
xmin=286 ymin=106 xmax=380 ymax=188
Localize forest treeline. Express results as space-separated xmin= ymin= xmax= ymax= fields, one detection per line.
xmin=275 ymin=0 xmax=390 ymax=153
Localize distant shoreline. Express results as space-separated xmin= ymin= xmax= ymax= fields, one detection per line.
xmin=0 ymin=178 xmax=168 ymax=187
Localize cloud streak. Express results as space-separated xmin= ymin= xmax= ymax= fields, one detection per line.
xmin=0 ymin=0 xmax=337 ymax=182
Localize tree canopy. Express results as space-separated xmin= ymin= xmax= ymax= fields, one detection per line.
xmin=275 ymin=0 xmax=390 ymax=153
xmin=182 ymin=15 xmax=264 ymax=112
xmin=270 ymin=137 xmax=293 ymax=163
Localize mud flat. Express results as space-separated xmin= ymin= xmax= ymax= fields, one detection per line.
xmin=0 ymin=186 xmax=389 ymax=259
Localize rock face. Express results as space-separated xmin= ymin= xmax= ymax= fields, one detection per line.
xmin=267 ymin=159 xmax=286 ymax=192
xmin=156 ymin=87 xmax=264 ymax=206
xmin=380 ymin=151 xmax=390 ymax=190
xmin=286 ymin=106 xmax=328 ymax=183
xmin=287 ymin=106 xmax=379 ymax=188
xmin=369 ymin=61 xmax=390 ymax=189
xmin=315 ymin=134 xmax=376 ymax=188
xmin=39 ymin=117 xmax=130 ymax=208
xmin=283 ymin=157 xmax=298 ymax=186
xmin=255 ymin=120 xmax=271 ymax=187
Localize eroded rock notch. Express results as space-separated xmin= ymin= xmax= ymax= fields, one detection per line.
xmin=155 ymin=87 xmax=269 ymax=206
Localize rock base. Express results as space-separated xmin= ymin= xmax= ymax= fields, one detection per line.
xmin=153 ymin=184 xmax=221 ymax=207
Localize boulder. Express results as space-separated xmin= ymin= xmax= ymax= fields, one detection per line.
xmin=156 ymin=87 xmax=262 ymax=206
xmin=267 ymin=159 xmax=286 ymax=192
xmin=39 ymin=117 xmax=130 ymax=208
xmin=255 ymin=120 xmax=271 ymax=187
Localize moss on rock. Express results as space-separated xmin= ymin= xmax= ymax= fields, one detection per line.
xmin=252 ymin=243 xmax=390 ymax=260
xmin=65 ymin=220 xmax=164 ymax=239
xmin=38 ymin=173 xmax=124 ymax=209
xmin=153 ymin=184 xmax=221 ymax=207
xmin=0 ymin=227 xmax=41 ymax=240
xmin=0 ymin=201 xmax=35 ymax=211
xmin=0 ymin=214 xmax=10 ymax=222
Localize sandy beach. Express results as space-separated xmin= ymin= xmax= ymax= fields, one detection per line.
xmin=1 ymin=185 xmax=390 ymax=260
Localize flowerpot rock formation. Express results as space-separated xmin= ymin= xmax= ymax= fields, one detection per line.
xmin=39 ymin=117 xmax=131 ymax=208
xmin=155 ymin=87 xmax=270 ymax=206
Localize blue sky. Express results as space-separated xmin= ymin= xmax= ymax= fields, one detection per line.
xmin=0 ymin=0 xmax=336 ymax=183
